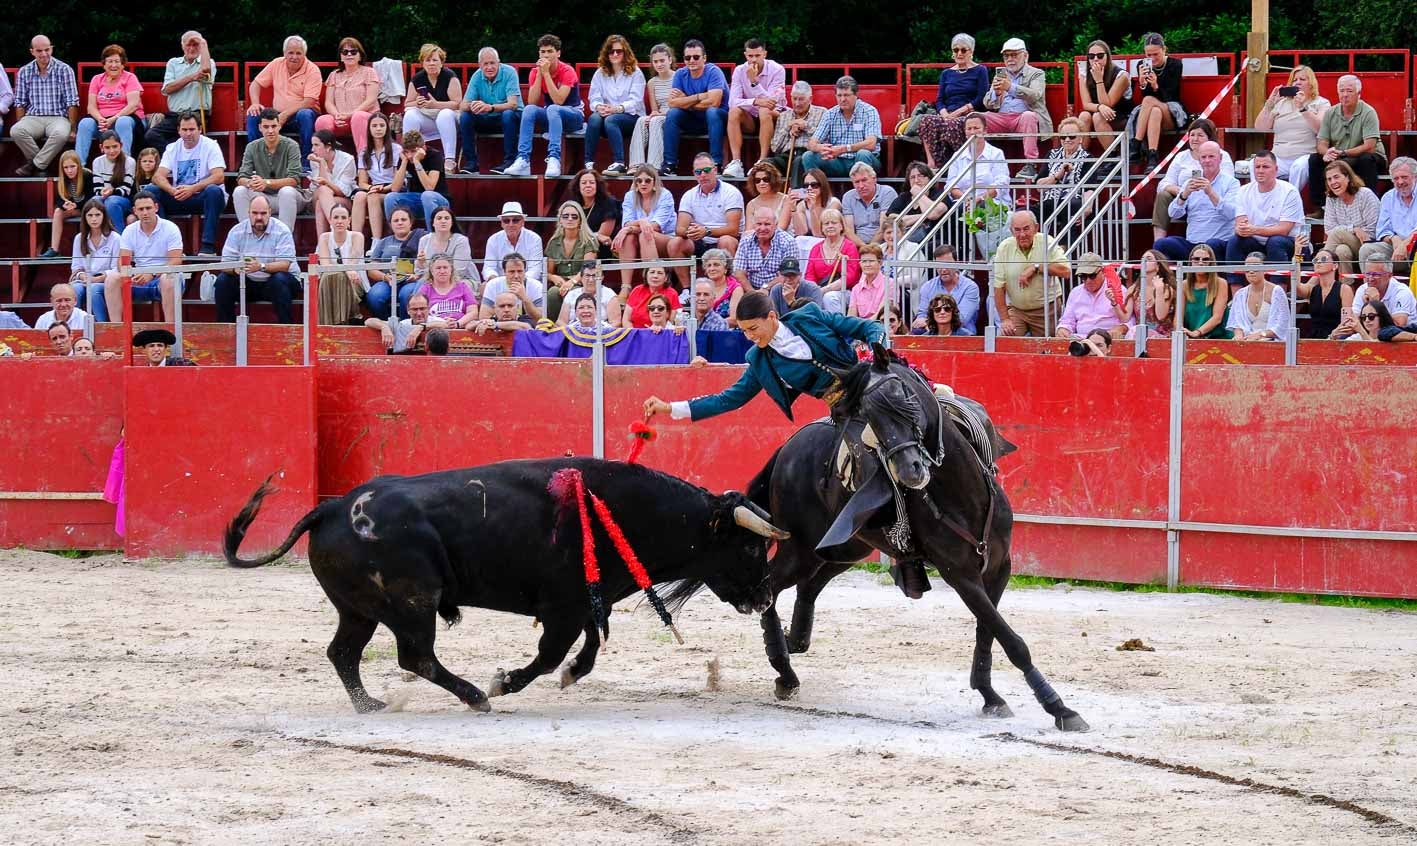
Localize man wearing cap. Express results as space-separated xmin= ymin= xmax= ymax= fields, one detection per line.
xmin=734 ymin=206 xmax=799 ymax=290
xmin=482 ymin=202 xmax=545 ymax=283
xmin=981 ymin=38 xmax=1052 ymax=182
xmin=132 ymin=328 xmax=196 ymax=366
xmin=769 ymin=257 xmax=824 ymax=314
xmin=1055 ymin=253 xmax=1126 ymax=338
xmin=644 ymin=290 xmax=883 ymax=422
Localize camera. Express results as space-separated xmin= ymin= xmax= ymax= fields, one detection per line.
xmin=1068 ymin=330 xmax=1114 ymax=357
xmin=1278 ymin=85 xmax=1299 ymax=97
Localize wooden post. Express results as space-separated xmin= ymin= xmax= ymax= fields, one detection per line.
xmin=1245 ymin=0 xmax=1270 ymax=128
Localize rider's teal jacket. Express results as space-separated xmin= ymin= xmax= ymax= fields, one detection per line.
xmin=688 ymin=303 xmax=885 ymax=422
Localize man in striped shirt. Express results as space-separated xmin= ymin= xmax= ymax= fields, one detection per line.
xmin=11 ymin=35 xmax=79 ymax=176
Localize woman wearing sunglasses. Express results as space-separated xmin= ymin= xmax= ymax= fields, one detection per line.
xmin=614 ymin=164 xmax=677 ymax=274
xmin=1178 ymin=244 xmax=1231 ymax=339
xmin=316 ymin=38 xmax=380 ymax=156
xmin=1296 ymin=248 xmax=1351 ymax=339
xmin=915 ymin=33 xmax=990 ymax=170
xmin=1345 ymin=302 xmax=1417 ymax=342
xmin=788 ymin=166 xmax=842 ymax=248
xmin=745 ymin=162 xmax=793 ymax=234
xmin=545 ymin=202 xmax=601 ymax=320
xmin=1074 ymin=40 xmax=1131 ymax=151
xmin=918 ymin=293 xmax=961 ymax=336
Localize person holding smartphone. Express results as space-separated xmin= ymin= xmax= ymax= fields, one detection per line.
xmin=980 ymin=37 xmax=1051 ymax=182
xmin=1127 ymin=33 xmax=1183 ymax=170
xmin=1255 ymin=65 xmax=1329 ymax=198
xmin=402 ymin=44 xmax=464 ymax=177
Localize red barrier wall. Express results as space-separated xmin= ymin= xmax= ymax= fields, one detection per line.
xmin=1179 ymin=366 xmax=1417 ymax=595
xmin=123 ymin=366 xmax=318 ymax=557
xmin=0 ymin=360 xmax=123 ymax=549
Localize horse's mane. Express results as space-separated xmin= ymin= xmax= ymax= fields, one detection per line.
xmin=836 ymin=358 xmax=877 ymax=418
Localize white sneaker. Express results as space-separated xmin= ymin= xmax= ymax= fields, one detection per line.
xmin=584 ymin=161 xmax=595 ymax=172
xmin=503 ymin=157 xmax=531 ymax=177
xmin=722 ymin=159 xmax=745 ymax=179
xmin=544 ymin=157 xmax=562 ymax=179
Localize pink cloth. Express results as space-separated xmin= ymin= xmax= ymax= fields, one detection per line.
xmin=849 ymin=273 xmax=895 ymax=319
xmin=102 ymin=438 xmax=125 ymax=537
xmin=419 ymin=281 xmax=478 ymax=324
xmin=90 ymin=71 xmax=145 ymax=119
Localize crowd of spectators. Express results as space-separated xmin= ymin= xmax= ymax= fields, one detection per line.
xmin=5 ymin=28 xmax=1417 ymax=355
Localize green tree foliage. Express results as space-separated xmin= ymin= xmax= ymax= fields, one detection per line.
xmin=6 ymin=0 xmax=1409 ymax=67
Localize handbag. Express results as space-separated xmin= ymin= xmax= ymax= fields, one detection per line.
xmin=895 ymin=100 xmax=935 ymax=138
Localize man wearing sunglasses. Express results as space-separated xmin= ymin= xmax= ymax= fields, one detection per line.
xmin=667 ymin=153 xmax=743 ymax=288
xmin=661 ymin=39 xmax=729 ymax=176
xmin=643 ymin=289 xmax=883 ymax=423
xmin=1351 ymin=259 xmax=1415 ymax=328
xmin=1055 ymin=252 xmax=1125 ymax=338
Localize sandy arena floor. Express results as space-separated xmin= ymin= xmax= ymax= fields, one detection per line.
xmin=1 ymin=549 xmax=1414 ymax=845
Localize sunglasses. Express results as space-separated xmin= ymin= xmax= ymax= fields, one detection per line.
xmin=933 ymin=305 xmax=954 ymax=312
xmin=753 ymin=176 xmax=771 ymax=184
xmin=559 ymin=213 xmax=579 ymax=220
xmin=1060 ymin=134 xmax=1078 ymax=141
xmin=1365 ymin=271 xmax=1389 ymax=278
xmin=693 ymin=166 xmax=715 ymax=175
xmin=341 ymin=49 xmax=360 ymax=56
xmin=634 ymin=176 xmax=655 ymax=184
xmin=609 ymin=48 xmax=625 ymax=55
xmin=1087 ymin=52 xmax=1107 ymax=60
xmin=685 ymin=55 xmax=704 ymax=61
xmin=500 ymin=217 xmax=523 ymax=223
xmin=804 ymin=182 xmax=820 ymax=189
xmin=952 ymin=47 xmax=971 ymax=53
xmin=648 ymin=305 xmax=668 ymax=312
xmin=1362 ymin=313 xmax=1379 ymax=321
xmin=1077 ymin=271 xmax=1099 ymax=280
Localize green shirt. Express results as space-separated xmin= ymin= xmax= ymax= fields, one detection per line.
xmin=1319 ymin=101 xmax=1385 ymax=160
xmin=237 ymin=136 xmax=303 ymax=183
xmin=164 ymin=56 xmax=219 ymax=112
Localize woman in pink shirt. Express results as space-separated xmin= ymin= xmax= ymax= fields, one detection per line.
xmin=316 ymin=37 xmax=381 ymax=156
xmin=848 ymin=244 xmax=895 ymax=319
xmin=804 ymin=208 xmax=861 ymax=304
xmin=418 ymin=254 xmax=479 ymax=328
xmin=75 ymin=45 xmax=145 ymax=163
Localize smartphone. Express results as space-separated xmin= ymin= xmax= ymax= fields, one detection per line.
xmin=415 ymin=84 xmax=432 ymax=98
xmin=1278 ymin=85 xmax=1299 ymax=97
xmin=994 ymin=67 xmax=1008 ymax=79
xmin=1189 ymin=169 xmax=1201 ymax=182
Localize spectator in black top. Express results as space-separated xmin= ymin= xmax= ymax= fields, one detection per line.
xmin=573 ymin=167 xmax=621 ymax=260
xmin=1128 ymin=32 xmax=1184 ymax=170
xmin=888 ymin=161 xmax=945 ymax=244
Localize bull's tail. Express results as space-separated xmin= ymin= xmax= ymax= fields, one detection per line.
xmin=223 ymin=474 xmax=327 ymax=569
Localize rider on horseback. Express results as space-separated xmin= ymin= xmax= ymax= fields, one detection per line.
xmin=642 ymin=291 xmax=884 ymax=423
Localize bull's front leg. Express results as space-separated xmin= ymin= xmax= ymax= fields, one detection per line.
xmin=489 ymin=616 xmax=583 ymax=697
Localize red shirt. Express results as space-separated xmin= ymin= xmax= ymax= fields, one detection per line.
xmin=625 ymin=284 xmax=681 ymax=328
xmin=528 ymin=61 xmax=582 ymax=109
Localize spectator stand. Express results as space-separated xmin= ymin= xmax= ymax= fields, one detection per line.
xmin=76 ymin=60 xmax=243 ymax=158
xmin=789 ymin=63 xmax=903 ymax=172
xmin=1237 ymin=49 xmax=1410 ymax=160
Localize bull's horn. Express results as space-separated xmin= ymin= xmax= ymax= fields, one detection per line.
xmin=733 ymin=505 xmax=791 ymax=540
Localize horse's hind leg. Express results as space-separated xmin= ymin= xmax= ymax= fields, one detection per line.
xmin=943 ymin=565 xmax=1089 ymax=732
xmin=787 ymin=560 xmax=852 ymax=654
xmin=971 ymin=556 xmax=1012 ymax=718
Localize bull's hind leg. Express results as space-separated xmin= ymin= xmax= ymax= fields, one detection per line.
xmin=327 ymin=605 xmax=385 ymax=713
xmin=489 ymin=616 xmax=581 ymax=697
xmin=559 ymin=618 xmax=601 ymax=689
xmin=388 ymin=609 xmax=492 ymax=712
xmin=786 ymin=561 xmax=853 ymax=654
xmin=942 ymin=566 xmax=1089 ymax=732
xmin=971 ymin=558 xmax=1013 ymax=718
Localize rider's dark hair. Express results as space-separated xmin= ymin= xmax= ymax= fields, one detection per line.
xmin=735 ymin=290 xmax=774 ymax=322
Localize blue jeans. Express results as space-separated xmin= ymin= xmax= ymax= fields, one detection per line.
xmin=246 ymin=108 xmax=318 ymax=161
xmin=1225 ymin=234 xmax=1296 ymax=283
xmin=800 ymin=151 xmax=883 ymax=178
xmin=584 ymin=112 xmax=639 ymax=165
xmin=458 ymin=109 xmax=520 ymax=169
xmin=89 ymin=281 xmax=108 ymax=321
xmin=366 ymin=278 xmax=418 ymax=321
xmin=517 ymin=104 xmax=585 ymax=161
xmin=382 ymin=191 xmax=450 ymax=231
xmin=144 ymin=184 xmax=225 ymax=252
xmin=662 ymin=107 xmax=728 ymax=168
xmin=1154 ymin=236 xmax=1229 ymax=263
xmin=103 ymin=195 xmax=132 ymax=233
xmin=75 ymin=115 xmax=142 ymax=164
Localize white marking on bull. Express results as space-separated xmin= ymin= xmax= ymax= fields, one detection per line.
xmin=350 ymin=491 xmax=378 ymax=541
xmin=465 ymin=479 xmax=487 ymax=518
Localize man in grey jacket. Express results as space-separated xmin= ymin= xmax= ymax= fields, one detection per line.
xmin=981 ymin=37 xmax=1054 ymax=182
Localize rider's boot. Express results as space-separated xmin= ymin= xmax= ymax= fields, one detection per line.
xmin=889 ymin=559 xmax=932 ymax=599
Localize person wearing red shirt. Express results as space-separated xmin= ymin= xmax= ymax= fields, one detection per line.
xmin=504 ymin=34 xmax=584 ymax=179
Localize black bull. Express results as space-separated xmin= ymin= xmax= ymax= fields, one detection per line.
xmin=223 ymin=458 xmax=788 ymax=713
xmin=742 ymin=349 xmax=1090 ymax=731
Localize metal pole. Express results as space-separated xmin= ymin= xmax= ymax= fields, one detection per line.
xmin=591 ymin=276 xmax=605 ymax=459
xmin=984 ymin=323 xmax=997 ymax=353
xmin=1041 ymin=227 xmax=1052 ymax=338
xmin=236 ymin=266 xmax=248 ymax=367
xmin=686 ymin=311 xmax=698 ymax=361
xmin=173 ymin=265 xmax=184 ymax=358
xmin=1285 ymin=253 xmax=1299 ymax=365
xmin=1166 ymin=328 xmax=1184 ymax=590
xmin=302 ymin=257 xmax=312 ymax=367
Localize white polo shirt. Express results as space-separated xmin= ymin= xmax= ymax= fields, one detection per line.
xmin=679 ymin=180 xmax=745 ymax=244
xmin=120 ymin=219 xmax=185 ymax=269
xmin=1353 ymin=280 xmax=1417 ymax=321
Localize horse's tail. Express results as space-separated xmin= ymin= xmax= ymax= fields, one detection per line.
xmin=223 ymin=475 xmax=328 ymax=569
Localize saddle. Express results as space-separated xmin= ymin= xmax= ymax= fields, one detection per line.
xmin=816 ymin=384 xmax=999 ymax=553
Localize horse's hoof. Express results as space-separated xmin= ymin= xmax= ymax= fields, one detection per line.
xmin=487 ymin=669 xmax=508 ymax=698
xmin=774 ymin=679 xmax=800 ymax=701
xmin=982 ymin=703 xmax=1014 ymax=719
xmin=559 ymin=665 xmax=578 ymax=689
xmin=1055 ymin=712 xmax=1090 ymax=733
xmin=466 ymin=696 xmax=492 ymax=713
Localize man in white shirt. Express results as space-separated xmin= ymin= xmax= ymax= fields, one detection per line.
xmin=214 ymin=194 xmax=301 ymax=323
xmin=667 ymin=153 xmax=744 ymax=287
xmin=947 ymin=114 xmax=1011 ymax=208
xmin=1224 ymin=150 xmax=1303 ymax=281
xmin=1350 ymin=258 xmax=1415 ymax=328
xmin=478 ymin=253 xmax=546 ymax=322
xmin=144 ymin=112 xmax=228 ymax=256
xmin=481 ymin=202 xmax=544 ymax=282
xmin=33 ymin=282 xmax=93 ymax=338
xmin=107 ymin=192 xmax=183 ymax=322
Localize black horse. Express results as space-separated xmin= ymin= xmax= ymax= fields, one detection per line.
xmin=744 ymin=343 xmax=1088 ymax=731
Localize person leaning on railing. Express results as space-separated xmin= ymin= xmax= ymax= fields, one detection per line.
xmin=992 ymin=210 xmax=1068 ymax=337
